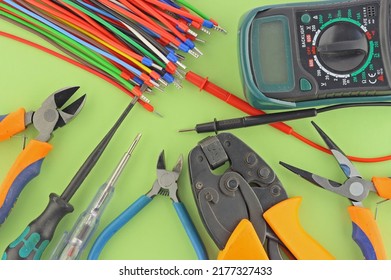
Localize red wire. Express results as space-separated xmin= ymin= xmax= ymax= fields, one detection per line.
xmin=0 ymin=31 xmax=154 ymax=112
xmin=290 ymin=131 xmax=391 ymax=163
xmin=2 ymin=26 xmax=391 ymax=163
xmin=100 ymin=0 xmax=181 ymax=47
xmin=132 ymin=0 xmax=188 ymax=42
xmin=142 ymin=0 xmax=204 ymax=24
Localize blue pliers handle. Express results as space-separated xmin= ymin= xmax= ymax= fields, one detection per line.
xmin=88 ymin=195 xmax=207 ymax=260
xmin=88 ymin=151 xmax=208 ymax=260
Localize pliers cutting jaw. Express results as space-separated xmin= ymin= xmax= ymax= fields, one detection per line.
xmin=87 ymin=150 xmax=207 ymax=260
xmin=280 ymin=121 xmax=388 ymax=260
xmin=0 ymin=86 xmax=85 ymax=224
xmin=280 ymin=121 xmax=374 ymax=204
xmin=146 ymin=150 xmax=183 ymax=203
xmin=29 ymin=86 xmax=86 ymax=142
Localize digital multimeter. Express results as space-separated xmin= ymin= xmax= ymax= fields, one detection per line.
xmin=239 ymin=0 xmax=391 ymax=109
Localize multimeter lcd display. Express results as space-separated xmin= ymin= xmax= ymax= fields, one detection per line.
xmin=251 ymin=16 xmax=294 ymax=93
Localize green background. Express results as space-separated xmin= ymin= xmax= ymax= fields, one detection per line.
xmin=0 ymin=0 xmax=390 ymax=260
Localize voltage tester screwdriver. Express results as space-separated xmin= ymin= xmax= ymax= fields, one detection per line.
xmin=2 ymin=96 xmax=139 ymax=260
xmin=51 ymin=133 xmax=142 ymax=260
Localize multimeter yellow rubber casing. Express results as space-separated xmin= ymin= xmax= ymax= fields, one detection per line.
xmin=239 ymin=0 xmax=391 ymax=109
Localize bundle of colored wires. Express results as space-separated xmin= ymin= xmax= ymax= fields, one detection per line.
xmin=0 ymin=0 xmax=226 ymax=113
xmin=3 ymin=1 xmax=391 ymax=163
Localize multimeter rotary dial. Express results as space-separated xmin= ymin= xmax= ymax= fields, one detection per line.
xmin=316 ymin=21 xmax=368 ymax=73
xmin=313 ymin=18 xmax=374 ymax=78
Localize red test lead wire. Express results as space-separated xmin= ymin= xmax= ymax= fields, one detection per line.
xmin=184 ymin=71 xmax=391 ymax=163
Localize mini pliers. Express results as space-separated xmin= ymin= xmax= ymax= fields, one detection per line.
xmin=87 ymin=150 xmax=208 ymax=260
xmin=281 ymin=121 xmax=391 ymax=260
xmin=0 ymin=86 xmax=86 ymax=224
xmin=188 ymin=132 xmax=334 ymax=260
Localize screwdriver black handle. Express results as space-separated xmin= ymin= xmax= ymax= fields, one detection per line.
xmin=2 ymin=193 xmax=73 ymax=260
xmin=195 ymin=108 xmax=318 ymax=133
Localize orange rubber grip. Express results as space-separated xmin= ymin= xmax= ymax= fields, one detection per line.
xmin=263 ymin=197 xmax=335 ymax=260
xmin=217 ymin=219 xmax=269 ymax=260
xmin=348 ymin=206 xmax=387 ymax=260
xmin=0 ymin=108 xmax=26 ymax=141
xmin=0 ymin=139 xmax=52 ymax=207
xmin=371 ymin=177 xmax=391 ymax=199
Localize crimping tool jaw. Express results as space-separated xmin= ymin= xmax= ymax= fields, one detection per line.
xmin=32 ymin=86 xmax=86 ymax=142
xmin=146 ymin=150 xmax=183 ymax=203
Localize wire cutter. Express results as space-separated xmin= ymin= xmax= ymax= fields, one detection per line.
xmin=188 ymin=132 xmax=334 ymax=260
xmin=280 ymin=121 xmax=391 ymax=260
xmin=88 ymin=150 xmax=208 ymax=260
xmin=0 ymin=86 xmax=86 ymax=224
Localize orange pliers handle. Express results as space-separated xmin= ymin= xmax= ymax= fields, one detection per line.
xmin=0 ymin=109 xmax=52 ymax=224
xmin=0 ymin=108 xmax=27 ymax=141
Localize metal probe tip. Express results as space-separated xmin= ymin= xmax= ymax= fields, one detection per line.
xmin=127 ymin=133 xmax=142 ymax=154
xmin=178 ymin=128 xmax=195 ymax=133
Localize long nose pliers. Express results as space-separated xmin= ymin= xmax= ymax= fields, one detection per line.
xmin=0 ymin=86 xmax=86 ymax=224
xmin=281 ymin=121 xmax=391 ymax=260
xmin=88 ymin=150 xmax=208 ymax=260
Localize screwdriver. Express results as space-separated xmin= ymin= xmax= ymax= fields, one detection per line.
xmin=51 ymin=133 xmax=141 ymax=260
xmin=2 ymin=96 xmax=139 ymax=260
xmin=179 ymin=102 xmax=391 ymax=133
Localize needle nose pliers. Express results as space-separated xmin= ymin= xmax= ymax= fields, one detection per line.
xmin=281 ymin=121 xmax=391 ymax=260
xmin=88 ymin=150 xmax=208 ymax=260
xmin=0 ymin=86 xmax=86 ymax=224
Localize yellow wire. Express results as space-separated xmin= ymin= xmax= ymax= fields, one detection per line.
xmin=55 ymin=16 xmax=153 ymax=74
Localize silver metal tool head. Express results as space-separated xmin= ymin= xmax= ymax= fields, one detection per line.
xmin=280 ymin=161 xmax=371 ymax=202
xmin=32 ymin=86 xmax=86 ymax=142
xmin=147 ymin=150 xmax=183 ymax=202
xmin=311 ymin=121 xmax=361 ymax=179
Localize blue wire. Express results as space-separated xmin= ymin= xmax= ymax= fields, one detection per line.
xmin=4 ymin=0 xmax=145 ymax=79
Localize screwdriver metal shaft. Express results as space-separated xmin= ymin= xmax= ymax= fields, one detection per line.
xmin=2 ymin=96 xmax=139 ymax=260
xmin=51 ymin=133 xmax=142 ymax=260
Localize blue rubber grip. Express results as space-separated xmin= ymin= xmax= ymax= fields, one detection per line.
xmin=352 ymin=222 xmax=377 ymax=260
xmin=173 ymin=202 xmax=208 ymax=260
xmin=0 ymin=160 xmax=44 ymax=224
xmin=88 ymin=195 xmax=152 ymax=260
xmin=2 ymin=226 xmax=49 ymax=260
xmin=0 ymin=114 xmax=7 ymax=121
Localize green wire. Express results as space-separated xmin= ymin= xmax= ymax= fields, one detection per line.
xmin=63 ymin=0 xmax=165 ymax=68
xmin=174 ymin=0 xmax=210 ymax=20
xmin=0 ymin=4 xmax=136 ymax=92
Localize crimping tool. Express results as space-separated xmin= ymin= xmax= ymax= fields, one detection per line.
xmin=188 ymin=132 xmax=334 ymax=260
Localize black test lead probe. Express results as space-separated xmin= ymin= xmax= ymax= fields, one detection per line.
xmin=179 ymin=102 xmax=391 ymax=134
xmin=2 ymin=96 xmax=139 ymax=260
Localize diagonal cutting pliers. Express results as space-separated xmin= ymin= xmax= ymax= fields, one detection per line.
xmin=280 ymin=121 xmax=391 ymax=260
xmin=0 ymin=86 xmax=86 ymax=224
xmin=87 ymin=150 xmax=208 ymax=260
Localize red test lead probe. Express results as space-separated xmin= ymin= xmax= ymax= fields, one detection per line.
xmin=184 ymin=71 xmax=391 ymax=163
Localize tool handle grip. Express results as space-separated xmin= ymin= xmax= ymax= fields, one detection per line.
xmin=263 ymin=197 xmax=335 ymax=260
xmin=173 ymin=202 xmax=208 ymax=260
xmin=348 ymin=206 xmax=387 ymax=260
xmin=0 ymin=108 xmax=26 ymax=141
xmin=218 ymin=219 xmax=269 ymax=260
xmin=0 ymin=140 xmax=52 ymax=224
xmin=371 ymin=176 xmax=391 ymax=199
xmin=2 ymin=193 xmax=73 ymax=260
xmin=88 ymin=195 xmax=152 ymax=260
